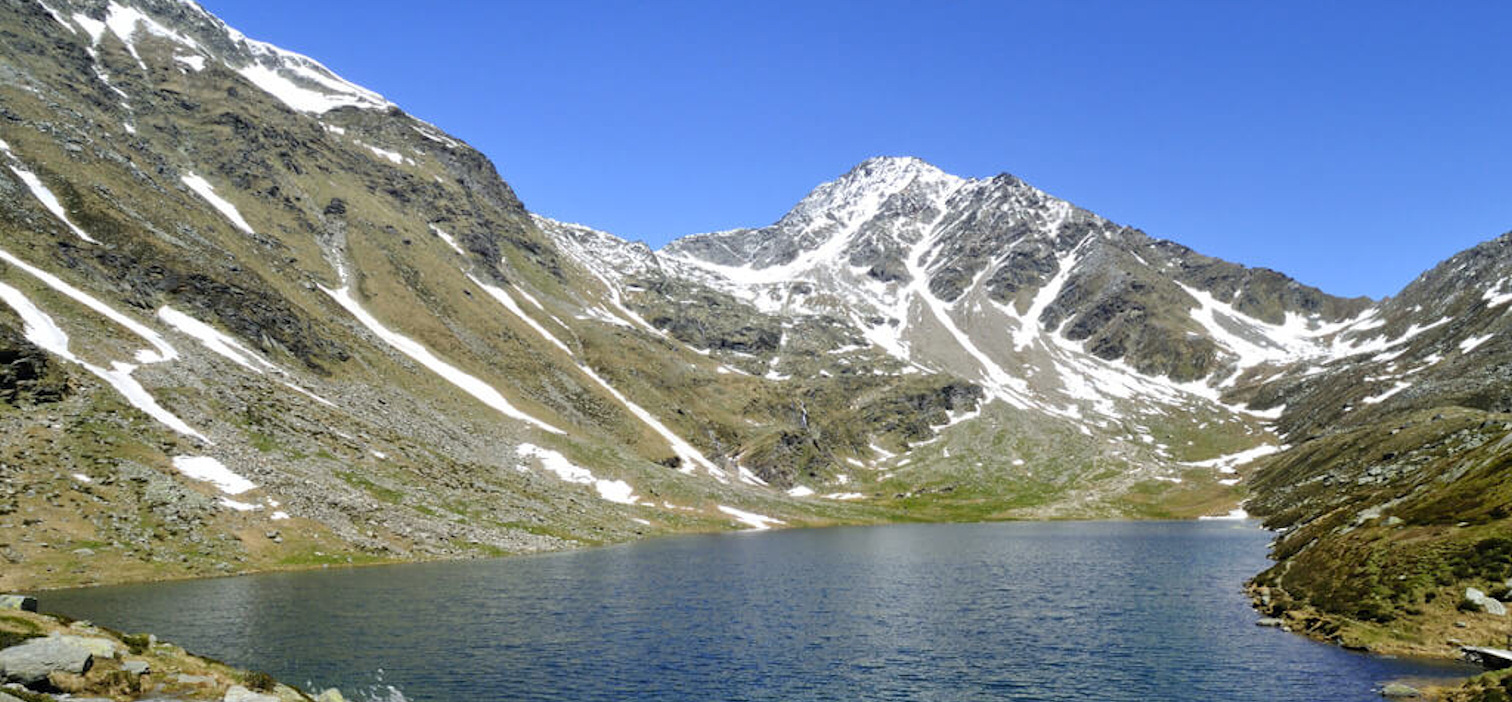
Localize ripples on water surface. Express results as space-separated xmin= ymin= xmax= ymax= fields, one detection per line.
xmin=47 ymin=521 xmax=1475 ymax=701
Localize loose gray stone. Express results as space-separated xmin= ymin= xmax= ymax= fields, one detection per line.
xmin=1256 ymin=617 xmax=1284 ymax=627
xmin=224 ymin=684 xmax=281 ymax=702
xmin=122 ymin=659 xmax=150 ymax=675
xmin=1381 ymin=682 xmax=1421 ymax=698
xmin=1466 ymin=587 xmax=1507 ymax=616
xmin=0 ymin=636 xmax=94 ymax=686
xmin=55 ymin=635 xmax=119 ymax=659
xmin=0 ymin=690 xmax=23 ymax=702
xmin=0 ymin=596 xmax=35 ymax=613
xmin=315 ymin=689 xmax=348 ymax=702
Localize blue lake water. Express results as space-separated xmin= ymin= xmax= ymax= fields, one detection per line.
xmin=44 ymin=521 xmax=1475 ymax=701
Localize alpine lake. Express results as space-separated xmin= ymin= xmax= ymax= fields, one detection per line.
xmin=44 ymin=520 xmax=1477 ymax=701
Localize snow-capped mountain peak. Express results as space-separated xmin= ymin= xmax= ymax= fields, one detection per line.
xmin=777 ymin=156 xmax=963 ymax=229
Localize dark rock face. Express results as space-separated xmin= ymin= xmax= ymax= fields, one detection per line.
xmin=983 ymin=242 xmax=1058 ymax=303
xmin=739 ymin=378 xmax=985 ymax=486
xmin=0 ymin=321 xmax=68 ymax=405
xmin=636 ymin=281 xmax=784 ymax=354
xmin=69 ymin=246 xmax=350 ymax=375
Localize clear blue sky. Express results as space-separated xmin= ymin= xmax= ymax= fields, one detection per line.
xmin=201 ymin=0 xmax=1512 ymax=299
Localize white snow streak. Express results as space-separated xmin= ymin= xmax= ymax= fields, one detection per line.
xmin=157 ymin=306 xmax=337 ymax=407
xmin=181 ymin=173 xmax=255 ymax=234
xmin=235 ymin=61 xmax=387 ymax=114
xmin=0 ymin=140 xmax=100 ymax=243
xmin=516 ymin=443 xmax=639 ymax=505
xmin=322 ymin=285 xmax=563 ymax=434
xmin=1180 ymin=444 xmax=1281 ymax=474
xmin=172 ymin=456 xmax=256 ymax=495
xmin=717 ymin=505 xmax=784 ymax=530
xmin=1011 ymin=247 xmax=1079 ymax=352
xmin=1362 ymin=381 xmax=1411 ymax=405
xmin=218 ymin=497 xmax=261 ymax=512
xmin=1483 ymin=280 xmax=1512 ymax=308
xmin=157 ymin=306 xmax=274 ymax=373
xmin=429 ymin=225 xmax=467 ymax=256
xmin=0 ymin=250 xmax=209 ymax=440
xmin=1461 ymin=333 xmax=1494 ymax=354
xmin=174 ymin=54 xmax=205 ymax=71
xmin=363 ymin=143 xmax=405 ymax=165
xmin=470 ymin=275 xmax=723 ymax=476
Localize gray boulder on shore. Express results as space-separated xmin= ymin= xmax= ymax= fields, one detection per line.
xmin=1381 ymin=682 xmax=1421 ymax=698
xmin=1466 ymin=587 xmax=1507 ymax=616
xmin=224 ymin=684 xmax=281 ymax=702
xmin=0 ymin=596 xmax=36 ymax=613
xmin=0 ymin=635 xmax=94 ymax=686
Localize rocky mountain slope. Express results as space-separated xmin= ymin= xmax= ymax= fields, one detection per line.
xmin=1241 ymin=233 xmax=1512 ymax=659
xmin=0 ymin=0 xmax=879 ymax=592
xmin=0 ymin=0 xmax=1510 ymax=668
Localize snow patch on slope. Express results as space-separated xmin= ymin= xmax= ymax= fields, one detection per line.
xmin=1460 ymin=333 xmax=1494 ymax=354
xmin=171 ymin=456 xmax=255 ymax=495
xmin=1362 ymin=381 xmax=1412 ymax=405
xmin=430 ymin=225 xmax=466 ymax=256
xmin=322 ymin=284 xmax=563 ymax=434
xmin=228 ymin=28 xmax=391 ymax=114
xmin=156 ymin=306 xmax=336 ymax=407
xmin=181 ymin=173 xmax=255 ymax=234
xmin=516 ymin=443 xmax=639 ymax=505
xmin=469 ymin=275 xmax=725 ymax=477
xmin=1180 ymin=444 xmax=1281 ymax=474
xmin=717 ymin=505 xmax=784 ymax=530
xmin=0 ymin=277 xmax=205 ymax=441
xmin=157 ymin=306 xmax=275 ymax=373
xmin=1483 ymin=280 xmax=1512 ymax=308
xmin=0 ymin=140 xmax=100 ymax=244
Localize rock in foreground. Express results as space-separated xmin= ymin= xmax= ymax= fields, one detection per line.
xmin=0 ymin=635 xmax=93 ymax=686
xmin=0 ymin=606 xmax=344 ymax=701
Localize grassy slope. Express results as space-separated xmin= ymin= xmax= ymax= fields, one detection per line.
xmin=1246 ymin=407 xmax=1512 ymax=660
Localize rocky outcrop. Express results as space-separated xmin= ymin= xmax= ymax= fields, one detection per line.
xmin=1465 ymin=588 xmax=1507 ymax=616
xmin=224 ymin=684 xmax=281 ymax=702
xmin=0 ymin=321 xmax=69 ymax=405
xmin=0 ymin=635 xmax=94 ymax=686
xmin=0 ymin=596 xmax=36 ymax=612
xmin=0 ymin=606 xmax=345 ymax=701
